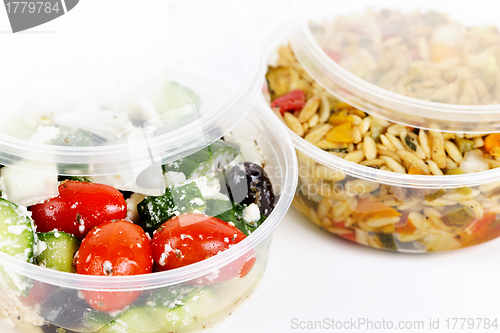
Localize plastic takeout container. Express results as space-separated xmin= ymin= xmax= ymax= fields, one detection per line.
xmin=0 ymin=1 xmax=298 ymax=332
xmin=263 ymin=0 xmax=500 ymax=252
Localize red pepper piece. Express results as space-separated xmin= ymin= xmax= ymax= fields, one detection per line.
xmin=271 ymin=89 xmax=306 ymax=115
xmin=324 ymin=49 xmax=342 ymax=63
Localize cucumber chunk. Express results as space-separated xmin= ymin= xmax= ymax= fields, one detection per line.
xmin=117 ymin=307 xmax=166 ymax=332
xmin=99 ymin=320 xmax=136 ymax=333
xmin=137 ymin=182 xmax=205 ymax=234
xmin=162 ymin=81 xmax=201 ymax=114
xmin=0 ymin=198 xmax=35 ymax=262
xmin=163 ymin=140 xmax=240 ymax=179
xmin=36 ymin=231 xmax=80 ymax=273
xmin=204 ymin=199 xmax=232 ymax=217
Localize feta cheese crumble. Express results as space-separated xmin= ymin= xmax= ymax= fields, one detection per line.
xmin=243 ymin=203 xmax=260 ymax=223
xmin=164 ymin=171 xmax=187 ymax=187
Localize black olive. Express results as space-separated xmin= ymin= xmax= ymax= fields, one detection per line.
xmin=220 ymin=162 xmax=275 ymax=216
xmin=40 ymin=288 xmax=91 ymax=328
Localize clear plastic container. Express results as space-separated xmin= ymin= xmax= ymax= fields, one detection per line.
xmin=0 ymin=105 xmax=297 ymax=333
xmin=262 ymin=0 xmax=500 ymax=252
xmin=0 ymin=1 xmax=298 ymax=332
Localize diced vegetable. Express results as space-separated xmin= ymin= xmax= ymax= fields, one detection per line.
xmin=454 ymin=187 xmax=472 ymax=195
xmin=163 ymin=140 xmax=240 ymax=179
xmin=460 ymin=150 xmax=489 ymax=173
xmin=408 ymin=165 xmax=428 ymax=175
xmin=396 ymin=220 xmax=416 ymax=236
xmin=0 ymin=198 xmax=35 ymax=262
xmin=443 ymin=205 xmax=476 ymax=227
xmin=353 ymin=199 xmax=401 ymax=221
xmin=424 ymin=189 xmax=445 ymax=201
xmin=204 ymin=199 xmax=232 ymax=217
xmin=484 ymin=133 xmax=500 ymax=154
xmin=375 ymin=232 xmax=396 ymax=250
xmin=161 ymin=81 xmax=201 ymax=114
xmin=116 ymin=307 xmax=168 ymax=332
xmin=36 ymin=231 xmax=80 ymax=273
xmin=328 ymin=111 xmax=353 ymax=127
xmin=137 ymin=182 xmax=206 ymax=234
xmin=445 ymin=168 xmax=464 ymax=175
xmin=326 ymin=122 xmax=353 ymax=143
xmin=454 ymin=138 xmax=475 ymax=154
xmin=324 ymin=48 xmax=342 ymax=63
xmin=430 ymin=43 xmax=461 ymax=62
xmin=462 ymin=213 xmax=500 ymax=246
xmin=270 ymin=90 xmax=306 ymax=115
xmin=266 ymin=66 xmax=309 ymax=100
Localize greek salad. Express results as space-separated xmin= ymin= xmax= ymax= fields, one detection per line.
xmin=0 ymin=83 xmax=276 ymax=332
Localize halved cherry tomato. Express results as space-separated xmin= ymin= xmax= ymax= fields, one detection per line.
xmin=30 ymin=181 xmax=127 ymax=240
xmin=194 ymin=249 xmax=257 ymax=286
xmin=271 ymin=90 xmax=306 ymax=115
xmin=75 ymin=220 xmax=153 ymax=312
xmin=151 ymin=214 xmax=247 ymax=272
xmin=21 ymin=281 xmax=56 ymax=307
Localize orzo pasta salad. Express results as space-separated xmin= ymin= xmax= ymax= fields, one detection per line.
xmin=310 ymin=9 xmax=500 ymax=105
xmin=265 ymin=42 xmax=500 ymax=252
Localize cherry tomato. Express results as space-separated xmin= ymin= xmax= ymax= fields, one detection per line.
xmin=216 ymin=249 xmax=256 ymax=280
xmin=30 ymin=181 xmax=127 ymax=240
xmin=270 ymin=90 xmax=306 ymax=115
xmin=75 ymin=220 xmax=153 ymax=312
xmin=151 ymin=214 xmax=246 ymax=271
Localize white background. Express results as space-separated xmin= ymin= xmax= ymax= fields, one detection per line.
xmin=218 ymin=1 xmax=500 ymax=333
xmin=2 ymin=1 xmax=500 ymax=333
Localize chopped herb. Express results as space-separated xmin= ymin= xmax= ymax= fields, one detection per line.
xmin=424 ymin=189 xmax=445 ymax=201
xmin=325 ymin=147 xmax=349 ymax=153
xmin=454 ymin=138 xmax=476 ymax=154
xmin=443 ymin=205 xmax=475 ymax=227
xmin=208 ymin=201 xmax=265 ymax=236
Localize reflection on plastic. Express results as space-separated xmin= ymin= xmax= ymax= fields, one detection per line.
xmin=128 ymin=104 xmax=209 ymax=191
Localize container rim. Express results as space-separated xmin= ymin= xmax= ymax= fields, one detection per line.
xmin=0 ymin=103 xmax=298 ymax=291
xmin=0 ymin=0 xmax=265 ymax=174
xmin=261 ymin=13 xmax=500 ymax=190
xmin=290 ymin=2 xmax=500 ymax=133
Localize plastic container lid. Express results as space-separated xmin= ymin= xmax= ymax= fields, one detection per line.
xmin=290 ymin=0 xmax=500 ymax=133
xmin=0 ymin=0 xmax=263 ymax=176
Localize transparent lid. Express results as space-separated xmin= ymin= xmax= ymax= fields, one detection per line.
xmin=0 ymin=0 xmax=262 ymax=175
xmin=291 ymin=0 xmax=500 ymax=132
